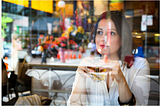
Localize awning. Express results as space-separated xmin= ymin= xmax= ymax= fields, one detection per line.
xmin=3 ymin=0 xmax=53 ymax=13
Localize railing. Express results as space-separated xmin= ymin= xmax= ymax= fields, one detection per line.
xmin=27 ymin=63 xmax=78 ymax=106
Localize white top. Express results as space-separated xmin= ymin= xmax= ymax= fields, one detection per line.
xmin=68 ymin=57 xmax=150 ymax=106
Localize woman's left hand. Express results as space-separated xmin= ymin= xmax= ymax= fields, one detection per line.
xmin=99 ymin=60 xmax=126 ymax=84
xmin=110 ymin=62 xmax=126 ymax=84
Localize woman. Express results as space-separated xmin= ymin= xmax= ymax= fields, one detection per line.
xmin=68 ymin=11 xmax=150 ymax=106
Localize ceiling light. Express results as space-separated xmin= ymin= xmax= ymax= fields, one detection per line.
xmin=58 ymin=0 xmax=65 ymax=8
xmin=154 ymin=34 xmax=160 ymax=36
xmin=136 ymin=36 xmax=141 ymax=38
xmin=125 ymin=15 xmax=132 ymax=18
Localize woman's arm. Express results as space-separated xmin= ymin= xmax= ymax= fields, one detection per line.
xmin=118 ymin=76 xmax=133 ymax=103
xmin=68 ymin=57 xmax=95 ymax=106
xmin=111 ymin=63 xmax=132 ymax=103
xmin=117 ymin=57 xmax=150 ymax=105
xmin=130 ymin=57 xmax=150 ymax=105
xmin=69 ymin=71 xmax=87 ymax=106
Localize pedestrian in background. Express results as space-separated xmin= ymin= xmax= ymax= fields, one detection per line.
xmin=88 ymin=39 xmax=96 ymax=57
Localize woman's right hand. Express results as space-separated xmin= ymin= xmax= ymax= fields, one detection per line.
xmin=77 ymin=57 xmax=95 ymax=78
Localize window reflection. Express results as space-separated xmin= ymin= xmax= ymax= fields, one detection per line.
xmin=1 ymin=0 xmax=159 ymax=105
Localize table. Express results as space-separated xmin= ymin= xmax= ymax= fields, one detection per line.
xmin=28 ymin=58 xmax=83 ymax=70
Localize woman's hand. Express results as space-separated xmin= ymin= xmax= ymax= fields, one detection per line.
xmin=77 ymin=65 xmax=97 ymax=79
xmin=110 ymin=62 xmax=126 ymax=83
xmin=99 ymin=60 xmax=125 ymax=84
xmin=77 ymin=57 xmax=96 ymax=78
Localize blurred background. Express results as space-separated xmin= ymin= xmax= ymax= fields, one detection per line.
xmin=1 ymin=0 xmax=159 ymax=105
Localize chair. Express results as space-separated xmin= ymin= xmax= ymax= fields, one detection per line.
xmin=2 ymin=59 xmax=10 ymax=101
xmin=8 ymin=71 xmax=18 ymax=98
xmin=15 ymin=55 xmax=32 ymax=97
xmin=2 ymin=60 xmax=17 ymax=103
xmin=2 ymin=83 xmax=10 ymax=102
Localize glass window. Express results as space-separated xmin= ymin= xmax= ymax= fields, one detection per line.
xmin=1 ymin=1 xmax=159 ymax=105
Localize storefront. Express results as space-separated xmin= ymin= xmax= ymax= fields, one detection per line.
xmin=1 ymin=0 xmax=159 ymax=105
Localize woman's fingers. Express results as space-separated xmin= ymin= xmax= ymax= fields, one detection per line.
xmin=82 ymin=70 xmax=90 ymax=78
xmin=87 ymin=67 xmax=96 ymax=72
xmin=78 ymin=66 xmax=91 ymax=78
xmin=99 ymin=60 xmax=120 ymax=71
xmin=99 ymin=67 xmax=112 ymax=72
xmin=110 ymin=65 xmax=125 ymax=83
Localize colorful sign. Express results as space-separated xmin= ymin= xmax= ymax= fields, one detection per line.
xmin=110 ymin=0 xmax=123 ymax=3
xmin=141 ymin=15 xmax=147 ymax=31
xmin=147 ymin=15 xmax=153 ymax=26
xmin=110 ymin=2 xmax=124 ymax=11
xmin=31 ymin=0 xmax=53 ymax=13
xmin=3 ymin=0 xmax=29 ymax=7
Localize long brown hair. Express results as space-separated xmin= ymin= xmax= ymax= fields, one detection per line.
xmin=91 ymin=11 xmax=136 ymax=61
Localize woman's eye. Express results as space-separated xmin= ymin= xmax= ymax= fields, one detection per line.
xmin=97 ymin=31 xmax=103 ymax=35
xmin=111 ymin=32 xmax=115 ymax=35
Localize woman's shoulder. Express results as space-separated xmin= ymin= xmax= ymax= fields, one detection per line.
xmin=134 ymin=57 xmax=148 ymax=65
xmin=133 ymin=57 xmax=149 ymax=68
xmin=134 ymin=57 xmax=148 ymax=63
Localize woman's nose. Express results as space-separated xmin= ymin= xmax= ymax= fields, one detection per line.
xmin=100 ymin=34 xmax=107 ymax=42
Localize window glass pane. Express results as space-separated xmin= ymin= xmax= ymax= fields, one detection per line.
xmin=1 ymin=1 xmax=159 ymax=105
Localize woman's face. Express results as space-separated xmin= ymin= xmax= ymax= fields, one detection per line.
xmin=96 ymin=19 xmax=121 ymax=59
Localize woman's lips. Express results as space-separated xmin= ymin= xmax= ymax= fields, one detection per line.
xmin=100 ymin=45 xmax=105 ymax=48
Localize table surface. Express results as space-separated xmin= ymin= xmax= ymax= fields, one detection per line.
xmin=28 ymin=58 xmax=83 ymax=68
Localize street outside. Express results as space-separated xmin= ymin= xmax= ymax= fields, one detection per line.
xmin=4 ymin=49 xmax=93 ymax=71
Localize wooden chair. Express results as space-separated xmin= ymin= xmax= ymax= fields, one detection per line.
xmin=15 ymin=55 xmax=32 ymax=97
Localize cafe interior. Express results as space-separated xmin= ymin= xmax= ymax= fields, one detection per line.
xmin=1 ymin=0 xmax=159 ymax=105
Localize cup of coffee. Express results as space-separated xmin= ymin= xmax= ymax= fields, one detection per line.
xmin=87 ymin=57 xmax=115 ymax=82
xmin=88 ymin=66 xmax=107 ymax=82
